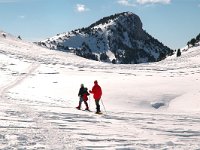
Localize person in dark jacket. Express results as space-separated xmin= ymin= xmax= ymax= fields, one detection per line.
xmin=76 ymin=84 xmax=90 ymax=110
xmin=89 ymin=80 xmax=102 ymax=113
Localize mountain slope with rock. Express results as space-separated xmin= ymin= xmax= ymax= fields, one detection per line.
xmin=39 ymin=12 xmax=173 ymax=64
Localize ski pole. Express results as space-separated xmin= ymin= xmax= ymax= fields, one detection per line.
xmin=101 ymin=98 xmax=107 ymax=114
xmin=89 ymin=95 xmax=91 ymax=108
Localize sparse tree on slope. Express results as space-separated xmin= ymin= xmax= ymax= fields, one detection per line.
xmin=177 ymin=49 xmax=181 ymax=57
xmin=196 ymin=33 xmax=200 ymax=42
xmin=190 ymin=38 xmax=196 ymax=47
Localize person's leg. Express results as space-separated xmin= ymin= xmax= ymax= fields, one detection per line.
xmin=95 ymin=99 xmax=101 ymax=113
xmin=77 ymin=97 xmax=83 ymax=109
xmin=84 ymin=101 xmax=89 ymax=110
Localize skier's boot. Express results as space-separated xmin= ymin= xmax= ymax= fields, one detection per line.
xmin=76 ymin=106 xmax=81 ymax=110
xmin=76 ymin=101 xmax=82 ymax=110
xmin=95 ymin=111 xmax=102 ymax=114
xmin=84 ymin=101 xmax=89 ymax=111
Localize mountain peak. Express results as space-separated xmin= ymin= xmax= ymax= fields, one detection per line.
xmin=39 ymin=12 xmax=173 ymax=64
xmin=115 ymin=11 xmax=135 ymax=17
xmin=88 ymin=11 xmax=141 ymax=29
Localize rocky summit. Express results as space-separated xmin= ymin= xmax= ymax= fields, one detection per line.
xmin=39 ymin=12 xmax=174 ymax=64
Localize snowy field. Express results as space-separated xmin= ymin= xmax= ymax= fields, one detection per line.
xmin=1 ymin=33 xmax=200 ymax=149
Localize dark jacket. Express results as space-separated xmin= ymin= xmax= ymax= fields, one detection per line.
xmin=78 ymin=87 xmax=85 ymax=97
xmin=78 ymin=87 xmax=90 ymax=101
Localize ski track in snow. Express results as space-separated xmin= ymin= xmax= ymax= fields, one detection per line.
xmin=1 ymin=37 xmax=200 ymax=149
xmin=0 ymin=62 xmax=76 ymax=149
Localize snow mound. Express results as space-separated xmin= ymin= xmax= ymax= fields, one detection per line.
xmin=168 ymin=91 xmax=200 ymax=112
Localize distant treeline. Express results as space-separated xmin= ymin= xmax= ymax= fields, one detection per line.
xmin=187 ymin=33 xmax=200 ymax=48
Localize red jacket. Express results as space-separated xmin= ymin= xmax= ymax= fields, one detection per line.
xmin=90 ymin=83 xmax=102 ymax=100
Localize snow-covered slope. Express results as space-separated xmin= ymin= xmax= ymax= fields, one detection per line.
xmin=39 ymin=12 xmax=173 ymax=64
xmin=1 ymin=31 xmax=200 ymax=149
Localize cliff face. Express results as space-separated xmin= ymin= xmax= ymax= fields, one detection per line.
xmin=39 ymin=12 xmax=173 ymax=64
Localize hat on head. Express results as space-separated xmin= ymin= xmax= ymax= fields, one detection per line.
xmin=81 ymin=84 xmax=84 ymax=87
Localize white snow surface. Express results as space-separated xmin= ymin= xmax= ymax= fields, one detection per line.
xmin=1 ymin=33 xmax=200 ymax=149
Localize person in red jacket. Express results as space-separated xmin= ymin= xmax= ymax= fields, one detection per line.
xmin=89 ymin=80 xmax=102 ymax=113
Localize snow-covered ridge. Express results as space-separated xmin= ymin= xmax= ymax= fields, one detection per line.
xmin=39 ymin=12 xmax=174 ymax=64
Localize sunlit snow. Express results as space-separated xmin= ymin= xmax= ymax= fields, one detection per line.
xmin=1 ymin=32 xmax=200 ymax=149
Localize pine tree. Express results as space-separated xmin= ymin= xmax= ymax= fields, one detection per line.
xmin=190 ymin=38 xmax=196 ymax=46
xmin=177 ymin=49 xmax=181 ymax=57
xmin=187 ymin=41 xmax=190 ymax=48
xmin=18 ymin=35 xmax=22 ymax=40
xmin=196 ymin=33 xmax=200 ymax=42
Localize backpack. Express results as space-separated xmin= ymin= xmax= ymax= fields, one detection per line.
xmin=82 ymin=88 xmax=89 ymax=101
xmin=82 ymin=93 xmax=88 ymax=101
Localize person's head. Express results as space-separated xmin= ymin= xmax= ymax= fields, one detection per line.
xmin=81 ymin=84 xmax=84 ymax=87
xmin=94 ymin=80 xmax=98 ymax=85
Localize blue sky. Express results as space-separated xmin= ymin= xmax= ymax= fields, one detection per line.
xmin=0 ymin=0 xmax=200 ymax=49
